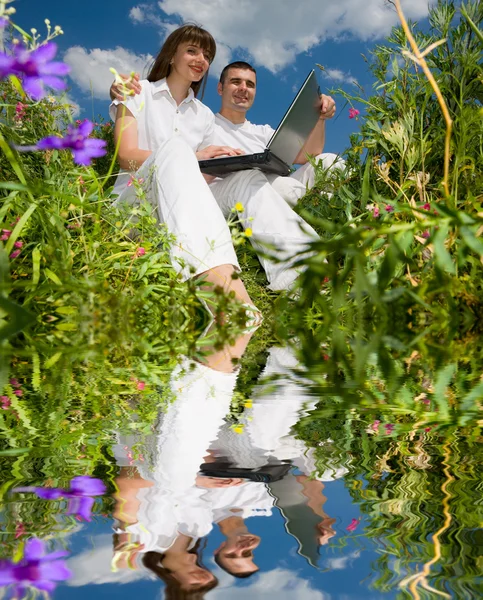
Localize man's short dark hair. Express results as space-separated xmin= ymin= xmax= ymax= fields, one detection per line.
xmin=219 ymin=61 xmax=257 ymax=85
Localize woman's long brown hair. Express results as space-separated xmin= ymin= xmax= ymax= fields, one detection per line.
xmin=146 ymin=24 xmax=216 ymax=99
xmin=142 ymin=548 xmax=219 ymax=600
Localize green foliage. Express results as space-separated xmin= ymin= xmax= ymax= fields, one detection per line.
xmin=296 ymin=0 xmax=483 ymax=326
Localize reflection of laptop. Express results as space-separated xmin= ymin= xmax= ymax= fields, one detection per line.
xmin=200 ymin=459 xmax=292 ymax=483
xmin=199 ymin=70 xmax=320 ymax=177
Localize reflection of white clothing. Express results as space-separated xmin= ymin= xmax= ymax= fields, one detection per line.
xmin=113 ymin=359 xmax=238 ymax=551
xmin=210 ymin=113 xmax=344 ymax=290
xmin=217 ymin=347 xmax=348 ymax=482
xmin=113 ymin=359 xmax=272 ymax=553
xmin=109 ymin=80 xmax=239 ymax=280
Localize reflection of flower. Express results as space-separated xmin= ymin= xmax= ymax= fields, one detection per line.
xmin=14 ymin=476 xmax=106 ymax=521
xmin=0 ymin=538 xmax=71 ymax=596
xmin=346 ymin=518 xmax=360 ymax=532
xmin=15 ymin=120 xmax=107 ymax=166
xmin=0 ymin=42 xmax=70 ymax=100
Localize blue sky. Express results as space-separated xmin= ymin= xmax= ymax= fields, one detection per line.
xmin=16 ymin=0 xmax=436 ymax=154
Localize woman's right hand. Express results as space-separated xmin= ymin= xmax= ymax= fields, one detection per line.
xmin=196 ymin=145 xmax=244 ymax=161
xmin=110 ymin=72 xmax=142 ymax=101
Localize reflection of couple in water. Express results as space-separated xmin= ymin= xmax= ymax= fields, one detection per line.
xmin=111 ymin=325 xmax=347 ymax=598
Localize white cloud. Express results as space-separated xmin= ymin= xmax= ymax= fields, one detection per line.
xmin=323 ymin=550 xmax=361 ymax=570
xmin=209 ymin=566 xmax=330 ymax=600
xmin=67 ymin=535 xmax=154 ymax=586
xmin=64 ymin=46 xmax=153 ymax=99
xmin=129 ymin=3 xmax=165 ymax=27
xmin=151 ymin=0 xmax=434 ymax=73
xmin=321 ymin=68 xmax=358 ymax=85
xmin=129 ymin=6 xmax=145 ymax=23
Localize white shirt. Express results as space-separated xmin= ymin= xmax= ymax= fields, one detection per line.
xmin=110 ymin=78 xmax=215 ymax=196
xmin=212 ymin=112 xmax=274 ymax=154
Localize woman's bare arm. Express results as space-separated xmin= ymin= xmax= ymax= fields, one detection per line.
xmin=114 ymin=104 xmax=152 ymax=170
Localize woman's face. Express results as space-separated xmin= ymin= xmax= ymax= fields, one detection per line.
xmin=171 ymin=554 xmax=216 ymax=590
xmin=171 ymin=41 xmax=212 ymax=83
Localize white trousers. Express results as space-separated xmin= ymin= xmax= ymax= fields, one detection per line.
xmin=114 ymin=137 xmax=240 ymax=281
xmin=209 ymin=153 xmax=343 ymax=291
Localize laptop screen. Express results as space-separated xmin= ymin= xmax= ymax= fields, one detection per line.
xmin=267 ymin=70 xmax=321 ymax=165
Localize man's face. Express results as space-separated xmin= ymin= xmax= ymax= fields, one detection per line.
xmin=218 ymin=68 xmax=256 ymax=113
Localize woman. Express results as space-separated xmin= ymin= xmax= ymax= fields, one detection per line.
xmin=111 ymin=24 xmax=258 ymax=316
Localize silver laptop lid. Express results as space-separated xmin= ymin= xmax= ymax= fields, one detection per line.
xmin=267 ymin=70 xmax=320 ymax=166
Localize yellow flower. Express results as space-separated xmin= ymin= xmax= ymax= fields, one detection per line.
xmin=245 ymin=227 xmax=253 ymax=238
xmin=244 ymin=400 xmax=253 ymax=409
xmin=235 ymin=202 xmax=244 ymax=212
xmin=233 ymin=424 xmax=244 ymax=434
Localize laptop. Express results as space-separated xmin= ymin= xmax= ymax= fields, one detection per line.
xmin=198 ymin=70 xmax=321 ymax=177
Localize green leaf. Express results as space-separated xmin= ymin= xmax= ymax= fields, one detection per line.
xmin=44 ymin=268 xmax=62 ymax=285
xmin=433 ymin=224 xmax=455 ymax=274
xmin=0 ymin=448 xmax=31 ymax=456
xmin=0 ymin=296 xmax=36 ymax=341
xmin=44 ymin=352 xmax=63 ymax=369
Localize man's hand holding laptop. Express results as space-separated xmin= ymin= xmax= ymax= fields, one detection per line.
xmin=318 ymin=94 xmax=336 ymax=121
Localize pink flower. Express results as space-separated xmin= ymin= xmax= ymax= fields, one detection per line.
xmin=349 ymin=108 xmax=360 ymax=119
xmin=424 ymin=427 xmax=432 ymax=433
xmin=422 ymin=398 xmax=431 ymax=405
xmin=9 ymin=249 xmax=21 ymax=259
xmin=384 ymin=423 xmax=395 ymax=434
xmin=13 ymin=389 xmax=23 ymax=397
xmin=423 ymin=203 xmax=430 ymax=211
xmin=323 ymin=354 xmax=330 ymax=361
xmin=370 ymin=420 xmax=380 ymax=432
xmin=9 ymin=378 xmax=21 ymax=388
xmin=136 ymin=380 xmax=146 ymax=391
xmin=13 ymin=241 xmax=23 ymax=249
xmin=422 ymin=230 xmax=430 ymax=239
xmin=136 ymin=247 xmax=146 ymax=257
xmin=1 ymin=229 xmax=12 ymax=241
xmin=15 ymin=522 xmax=26 ymax=539
xmin=385 ymin=204 xmax=394 ymax=213
xmin=346 ymin=518 xmax=360 ymax=532
xmin=1 ymin=396 xmax=11 ymax=409
xmin=373 ymin=206 xmax=380 ymax=218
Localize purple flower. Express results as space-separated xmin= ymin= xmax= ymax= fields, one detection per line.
xmin=13 ymin=475 xmax=106 ymax=521
xmin=16 ymin=120 xmax=107 ymax=166
xmin=0 ymin=537 xmax=71 ymax=596
xmin=0 ymin=18 xmax=8 ymax=29
xmin=0 ymin=42 xmax=70 ymax=100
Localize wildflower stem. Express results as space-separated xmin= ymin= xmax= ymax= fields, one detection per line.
xmin=394 ymin=0 xmax=453 ymax=198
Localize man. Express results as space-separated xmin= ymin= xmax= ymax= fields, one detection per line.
xmin=207 ymin=61 xmax=340 ymax=290
xmin=110 ymin=63 xmax=342 ymax=291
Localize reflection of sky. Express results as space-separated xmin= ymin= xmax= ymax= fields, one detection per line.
xmin=55 ymin=480 xmax=396 ymax=600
